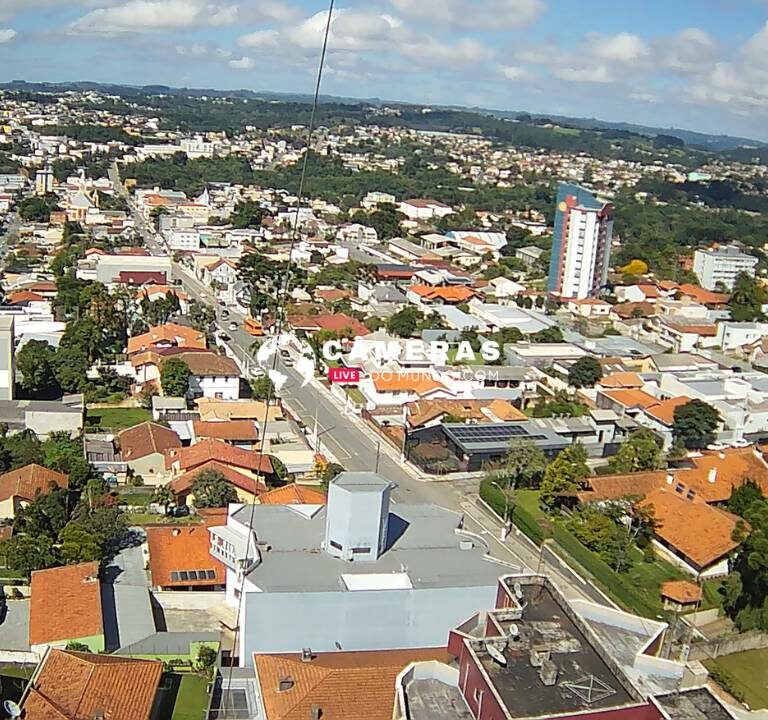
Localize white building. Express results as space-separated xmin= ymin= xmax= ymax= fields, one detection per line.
xmin=165 ymin=229 xmax=201 ymax=252
xmin=398 ymin=198 xmax=454 ymax=221
xmin=693 ymin=245 xmax=758 ymax=291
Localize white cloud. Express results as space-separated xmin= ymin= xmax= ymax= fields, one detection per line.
xmin=71 ymin=0 xmax=240 ymax=33
xmin=553 ymin=64 xmax=614 ymax=84
xmin=389 ymin=0 xmax=544 ymax=30
xmin=0 ymin=27 xmax=15 ymax=42
xmin=654 ymin=27 xmax=717 ymax=74
xmin=228 ymin=55 xmax=255 ymax=70
xmin=238 ymin=29 xmax=279 ymax=49
xmin=175 ymin=42 xmax=208 ymax=56
xmin=499 ymin=64 xmax=530 ymax=81
xmin=593 ymin=32 xmax=648 ymax=63
xmin=400 ymin=37 xmax=492 ymax=67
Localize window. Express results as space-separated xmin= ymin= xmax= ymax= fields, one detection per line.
xmin=170 ymin=571 xmax=181 ymax=582
xmin=206 ymin=569 xmax=217 ymax=579
xmin=352 ymin=547 xmax=371 ymax=554
xmin=330 ymin=540 xmax=343 ymax=550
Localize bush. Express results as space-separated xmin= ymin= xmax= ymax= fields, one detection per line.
xmin=708 ymin=666 xmax=746 ymax=704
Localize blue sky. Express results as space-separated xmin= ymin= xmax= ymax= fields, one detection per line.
xmin=2 ymin=0 xmax=768 ymax=140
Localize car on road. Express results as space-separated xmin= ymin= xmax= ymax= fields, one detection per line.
xmin=218 ymin=332 xmax=231 ymax=342
xmin=280 ymin=349 xmax=291 ymax=358
xmin=228 ymin=321 xmax=238 ymax=331
xmin=284 ymin=358 xmax=294 ymax=367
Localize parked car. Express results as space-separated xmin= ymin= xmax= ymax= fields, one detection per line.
xmin=228 ymin=321 xmax=238 ymax=331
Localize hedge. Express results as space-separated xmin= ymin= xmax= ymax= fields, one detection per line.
xmin=552 ymin=522 xmax=661 ymax=617
xmin=479 ymin=479 xmax=546 ymax=545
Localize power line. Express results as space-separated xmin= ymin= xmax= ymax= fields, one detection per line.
xmin=220 ymin=0 xmax=336 ymax=713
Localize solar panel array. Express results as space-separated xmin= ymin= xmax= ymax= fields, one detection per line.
xmin=170 ymin=569 xmax=217 ymax=582
xmin=446 ymin=424 xmax=547 ymax=445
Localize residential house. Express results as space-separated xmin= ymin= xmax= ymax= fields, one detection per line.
xmin=195 ymin=398 xmax=284 ymax=423
xmin=170 ymin=459 xmax=269 ymax=506
xmin=287 ymin=313 xmax=369 ymax=338
xmin=118 ymin=421 xmax=182 ymax=484
xmin=166 ymin=438 xmax=273 ymax=478
xmin=398 ymin=198 xmax=454 ymax=221
xmin=257 ymin=484 xmax=327 ymax=505
xmin=136 ymin=284 xmax=190 ymax=314
xmin=406 ymin=284 xmax=477 ymax=307
xmin=29 ymin=562 xmax=104 ymax=654
xmin=567 ymin=297 xmax=612 ymax=318
xmin=388 ymin=238 xmax=441 ymax=263
xmin=21 ymin=649 xmax=163 ymax=720
xmin=171 ymin=350 xmax=241 ymax=400
xmin=127 ymin=322 xmax=206 ymax=356
xmin=514 ymin=245 xmax=545 ymax=267
xmin=192 ymin=419 xmax=259 ymax=448
xmin=147 ymin=522 xmax=226 ymax=591
xmin=0 ymin=463 xmax=68 ymax=519
xmin=254 ymin=648 xmax=452 ymax=720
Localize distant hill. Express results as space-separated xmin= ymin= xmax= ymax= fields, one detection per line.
xmin=1 ymin=79 xmax=763 ymax=152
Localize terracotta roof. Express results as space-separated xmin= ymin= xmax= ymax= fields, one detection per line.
xmin=638 ymin=489 xmax=746 ymax=567
xmin=23 ymin=649 xmax=163 ymax=720
xmin=170 ymin=459 xmax=269 ymax=497
xmin=7 ymin=290 xmax=47 ymax=304
xmin=258 ymin=484 xmax=328 ymax=505
xmin=409 ymin=284 xmax=476 ymax=303
xmin=577 ymin=471 xmax=667 ymax=504
xmin=600 ymin=388 xmax=659 ymax=410
xmin=612 ymin=301 xmax=656 ymax=319
xmin=661 ymin=580 xmax=703 ymax=605
xmin=29 ymin=562 xmax=102 ymax=645
xmin=195 ymin=398 xmax=282 ymax=422
xmin=193 ymin=420 xmax=259 ymax=442
xmin=676 ymin=283 xmax=730 ymax=306
xmin=173 ymin=351 xmax=240 ymax=377
xmin=484 ymin=399 xmax=527 ymax=422
xmin=636 ymin=284 xmax=662 ymax=299
xmin=314 ymin=288 xmax=351 ymax=303
xmin=372 ymin=372 xmax=445 ymax=396
xmin=127 ymin=322 xmax=206 ymax=355
xmin=146 ymin=523 xmax=226 ymax=588
xmin=118 ymin=421 xmax=181 ymax=461
xmin=663 ymin=319 xmax=718 ymax=336
xmin=255 ymin=648 xmax=452 ymax=720
xmin=166 ymin=438 xmax=273 ymax=474
xmin=0 ymin=463 xmax=68 ymax=503
xmin=288 ymin=313 xmax=370 ymax=337
xmin=642 ymin=396 xmax=691 ymax=426
xmin=598 ymin=372 xmax=644 ymax=389
xmin=136 ymin=284 xmax=188 ymax=301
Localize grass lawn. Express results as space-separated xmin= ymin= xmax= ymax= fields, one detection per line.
xmin=345 ymin=386 xmax=366 ymax=406
xmin=117 ymin=488 xmax=155 ymax=506
xmin=447 ymin=347 xmax=485 ymax=366
xmin=86 ymin=407 xmax=151 ymax=429
xmin=515 ymin=490 xmax=546 ymax=519
xmin=705 ymin=649 xmax=768 ymax=708
xmin=171 ymin=674 xmax=211 ymax=720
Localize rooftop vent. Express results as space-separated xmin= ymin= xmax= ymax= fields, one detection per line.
xmin=301 ymin=648 xmax=314 ymax=662
xmin=666 ymin=472 xmax=674 ymax=485
xmin=513 ymin=582 xmax=523 ymax=600
xmin=311 ymin=705 xmax=323 ymax=720
xmin=278 ymin=677 xmax=294 ymax=692
xmin=538 ymin=660 xmax=558 ymax=687
xmin=459 ymin=540 xmax=474 ymax=551
xmin=172 ymin=528 xmax=181 ymax=537
xmin=529 ymin=645 xmax=550 ymax=668
xmin=708 ymin=467 xmax=718 ymax=484
xmin=508 ymin=623 xmax=520 ymax=641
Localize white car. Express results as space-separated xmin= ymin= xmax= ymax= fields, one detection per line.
xmin=730 ymin=439 xmax=751 ymax=449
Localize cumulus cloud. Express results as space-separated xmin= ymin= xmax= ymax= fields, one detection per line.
xmin=71 ymin=0 xmax=238 ymax=32
xmin=498 ymin=65 xmax=530 ymax=81
xmin=0 ymin=27 xmax=15 ymax=42
xmin=228 ymin=55 xmax=255 ymax=70
xmin=389 ymin=0 xmax=544 ymax=30
xmin=593 ymin=32 xmax=648 ymax=62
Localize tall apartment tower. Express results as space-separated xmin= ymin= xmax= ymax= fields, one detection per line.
xmin=547 ymin=182 xmax=614 ymax=299
xmin=35 ymin=166 xmax=54 ymax=195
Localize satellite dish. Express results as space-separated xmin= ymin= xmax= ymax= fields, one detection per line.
xmin=508 ymin=623 xmax=519 ymax=640
xmin=4 ymin=700 xmax=21 ymax=719
xmin=485 ymin=643 xmax=507 ymax=666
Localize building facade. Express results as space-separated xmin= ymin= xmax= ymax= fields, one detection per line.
xmin=547 ymin=183 xmax=614 ymax=300
xmin=693 ymin=245 xmax=758 ymax=291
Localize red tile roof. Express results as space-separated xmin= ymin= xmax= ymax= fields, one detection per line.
xmin=23 ymin=650 xmax=163 ymax=720
xmin=173 ymin=350 xmax=240 ymax=377
xmin=166 ymin=438 xmax=273 ymax=474
xmin=193 ymin=420 xmax=259 ymax=442
xmin=258 ymin=484 xmax=327 ymax=505
xmin=0 ymin=463 xmax=68 ymax=503
xmin=288 ymin=313 xmax=370 ymax=337
xmin=117 ymin=270 xmax=167 ymax=286
xmin=127 ymin=322 xmax=206 ymax=355
xmin=409 ymin=284 xmax=476 ymax=303
xmin=661 ymin=580 xmax=703 ymax=605
xmin=146 ymin=523 xmax=225 ymax=588
xmin=255 ymin=648 xmax=452 ymax=720
xmin=29 ymin=562 xmax=102 ymax=645
xmin=170 ymin=459 xmax=269 ymax=497
xmin=7 ymin=290 xmax=47 ymax=304
xmin=118 ymin=421 xmax=181 ymax=461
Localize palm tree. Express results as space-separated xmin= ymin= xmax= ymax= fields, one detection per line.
xmin=151 ymin=484 xmax=175 ymax=515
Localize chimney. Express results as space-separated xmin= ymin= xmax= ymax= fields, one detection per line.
xmin=278 ymin=677 xmax=294 ymax=692
xmin=718 ymin=451 xmax=726 ymax=460
xmin=666 ymin=472 xmax=674 ymax=485
xmin=310 ymin=706 xmax=323 ymax=720
xmin=708 ymin=467 xmax=718 ymax=484
xmin=301 ymin=648 xmax=313 ymax=663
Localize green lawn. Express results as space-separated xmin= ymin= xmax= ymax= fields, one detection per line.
xmin=345 ymin=386 xmax=366 ymax=406
xmin=171 ymin=674 xmax=211 ymax=720
xmin=705 ymin=649 xmax=768 ymax=708
xmin=447 ymin=347 xmax=485 ymax=366
xmin=117 ymin=489 xmax=155 ymax=506
xmin=86 ymin=407 xmax=151 ymax=429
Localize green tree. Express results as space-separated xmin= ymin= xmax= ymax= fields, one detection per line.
xmin=191 ymin=470 xmax=237 ymax=508
xmin=365 ymin=203 xmax=403 ymax=240
xmin=152 ymin=484 xmax=175 ymax=514
xmin=65 ymin=641 xmax=92 ymax=652
xmin=58 ymin=523 xmax=102 ymax=564
xmin=250 ymin=375 xmax=274 ymax=401
xmin=485 ymin=440 xmax=548 ymax=493
xmin=540 ymin=444 xmax=589 ymax=508
xmin=728 ymin=272 xmax=767 ymax=322
xmin=16 ymin=340 xmax=60 ymax=397
xmin=608 ymin=428 xmax=664 ymax=473
xmin=18 ymin=194 xmax=59 ymax=222
xmin=14 ymin=486 xmax=72 ymax=539
xmin=230 ymin=199 xmax=265 ymax=229
xmin=672 ymin=399 xmax=720 ymax=449
xmin=161 ymin=358 xmax=191 ymax=397
xmin=568 ymin=356 xmax=603 ymax=388
xmin=0 ymin=534 xmax=58 ymax=576
xmin=387 ymin=306 xmax=421 ymax=338
xmin=53 ymin=345 xmax=90 ymax=393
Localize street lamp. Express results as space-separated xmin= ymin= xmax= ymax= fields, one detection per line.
xmin=491 ymin=480 xmax=512 ymax=541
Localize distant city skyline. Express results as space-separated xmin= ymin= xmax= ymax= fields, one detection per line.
xmin=2 ymin=1 xmax=768 ymax=140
